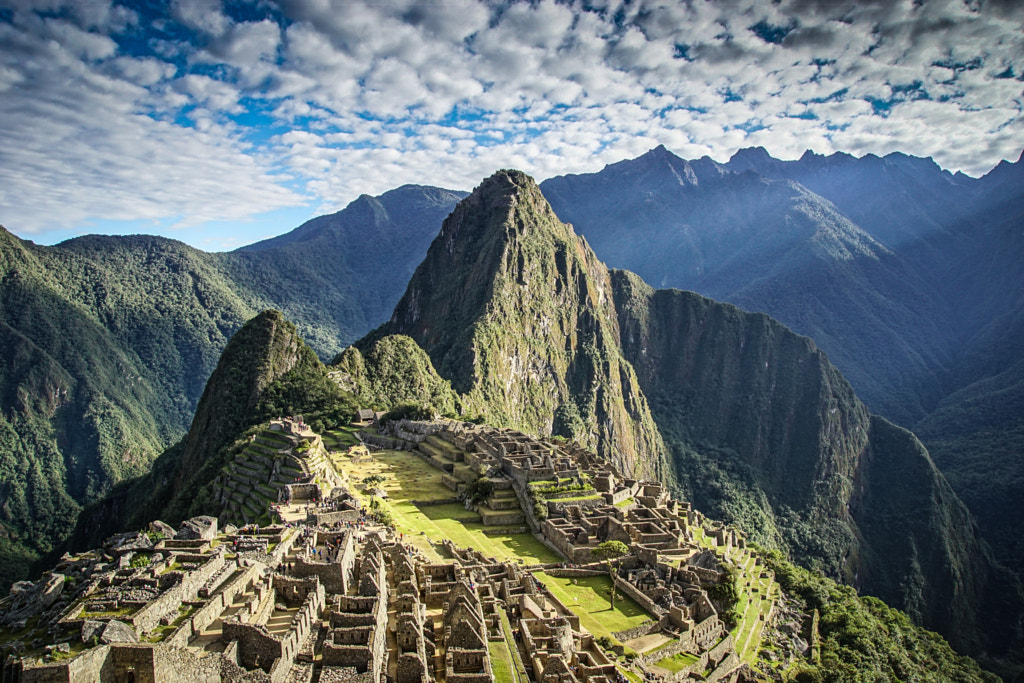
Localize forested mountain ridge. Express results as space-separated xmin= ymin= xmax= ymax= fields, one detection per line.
xmin=540 ymin=146 xmax=1024 ymax=583
xmin=0 ymin=185 xmax=463 ymax=587
xmin=0 ymin=228 xmax=242 ymax=587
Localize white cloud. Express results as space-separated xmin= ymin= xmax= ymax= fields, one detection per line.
xmin=0 ymin=12 xmax=301 ymax=234
xmin=1 ymin=0 xmax=1022 ymax=243
xmin=172 ymin=0 xmax=231 ymax=37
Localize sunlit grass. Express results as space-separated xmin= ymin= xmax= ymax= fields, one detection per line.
xmin=534 ymin=572 xmax=653 ymax=642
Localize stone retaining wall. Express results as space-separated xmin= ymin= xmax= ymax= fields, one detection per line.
xmin=308 ymin=510 xmax=360 ymax=526
xmin=19 ymin=643 xmax=110 ymax=683
xmin=223 ymin=580 xmax=325 ymax=683
xmin=544 ymin=568 xmax=607 ymax=578
xmin=173 ymin=561 xmax=262 ymax=647
xmin=637 ymin=633 xmax=691 ymax=668
xmin=482 ymin=526 xmax=527 ymax=536
xmin=545 ymin=497 xmax=605 ymax=515
xmin=613 ymin=574 xmax=665 ymax=619
xmin=612 ymin=618 xmax=661 ymax=642
xmin=411 ymin=498 xmax=459 ymax=507
xmin=359 ymin=433 xmax=410 ymax=451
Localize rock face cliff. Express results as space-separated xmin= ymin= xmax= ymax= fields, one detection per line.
xmin=609 ymin=269 xmax=1022 ymax=657
xmin=368 ymin=170 xmax=665 ymax=479
xmin=356 ymin=170 xmax=1022 ymax=659
xmin=610 ymin=270 xmax=869 ymax=570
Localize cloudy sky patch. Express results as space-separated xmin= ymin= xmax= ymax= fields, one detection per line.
xmin=0 ymin=0 xmax=1021 ymax=248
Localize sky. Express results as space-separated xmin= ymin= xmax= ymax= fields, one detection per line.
xmin=0 ymin=0 xmax=1022 ymax=251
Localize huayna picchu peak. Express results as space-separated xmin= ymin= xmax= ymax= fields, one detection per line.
xmin=2 ymin=159 xmax=1022 ymax=682
xmin=363 ymin=170 xmax=666 ymax=481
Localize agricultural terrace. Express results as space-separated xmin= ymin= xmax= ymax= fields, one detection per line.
xmin=327 ymin=444 xmax=560 ymax=565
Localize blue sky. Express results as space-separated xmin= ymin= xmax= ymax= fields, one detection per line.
xmin=1 ymin=0 xmax=1022 ymax=251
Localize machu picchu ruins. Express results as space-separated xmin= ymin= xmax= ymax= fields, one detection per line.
xmin=0 ymin=418 xmax=779 ymax=682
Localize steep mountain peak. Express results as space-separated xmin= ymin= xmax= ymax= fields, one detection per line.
xmin=730 ymin=145 xmax=773 ymax=165
xmin=980 ymin=147 xmax=1024 ymax=190
xmin=174 ymin=309 xmax=312 ymax=491
xmin=644 ymin=143 xmax=673 ymax=159
xmin=370 ymin=169 xmax=666 ymax=476
xmin=882 ymin=150 xmax=949 ymax=177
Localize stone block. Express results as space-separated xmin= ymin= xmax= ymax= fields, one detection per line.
xmin=149 ymin=520 xmax=176 ymax=538
xmin=106 ymin=531 xmax=154 ymax=556
xmin=39 ymin=573 xmax=65 ymax=608
xmin=81 ymin=620 xmax=105 ymax=643
xmin=101 ymin=620 xmax=139 ymax=644
xmin=176 ymin=515 xmax=218 ymax=541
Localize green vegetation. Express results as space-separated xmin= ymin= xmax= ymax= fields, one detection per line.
xmin=531 ymin=478 xmax=594 ymax=498
xmin=763 ymin=551 xmax=998 ymax=682
xmin=497 ymin=609 xmax=529 ymax=683
xmin=465 ymin=477 xmax=494 ymax=504
xmin=591 ymin=540 xmax=629 ymax=609
xmin=917 ymin=367 xmax=1024 ymax=581
xmin=330 ymin=446 xmax=559 ymax=565
xmin=534 ymin=572 xmax=652 ymax=643
xmin=654 ymin=651 xmax=699 ymax=673
xmin=335 ymin=337 xmax=458 ymax=417
xmin=707 ymin=564 xmax=741 ymax=629
xmin=488 ymin=640 xmax=514 ymax=681
xmin=129 ymin=553 xmax=151 ymax=568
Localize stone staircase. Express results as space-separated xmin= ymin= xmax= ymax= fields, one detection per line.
xmin=478 ymin=488 xmax=526 ymax=526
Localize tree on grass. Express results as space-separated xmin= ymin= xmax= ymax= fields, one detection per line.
xmin=465 ymin=477 xmax=494 ymax=504
xmin=591 ymin=540 xmax=629 ymax=609
xmin=362 ymin=474 xmax=385 ymax=493
xmin=361 ymin=473 xmax=387 ymax=510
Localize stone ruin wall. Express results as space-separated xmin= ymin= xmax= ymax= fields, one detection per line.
xmin=129 ymin=550 xmax=227 ymax=636
xmin=222 ymin=579 xmax=324 ymax=681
